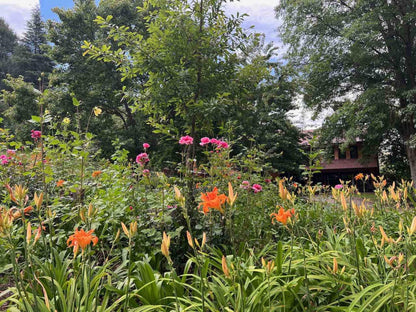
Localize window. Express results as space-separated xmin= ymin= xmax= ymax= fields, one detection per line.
xmin=350 ymin=146 xmax=358 ymax=159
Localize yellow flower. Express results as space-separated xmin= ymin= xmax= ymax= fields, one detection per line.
xmin=63 ymin=117 xmax=70 ymax=125
xmin=93 ymin=107 xmax=102 ymax=116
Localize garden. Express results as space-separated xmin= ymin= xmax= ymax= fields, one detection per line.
xmin=2 ymin=0 xmax=416 ymax=311
xmin=1 ymin=114 xmax=416 ymax=311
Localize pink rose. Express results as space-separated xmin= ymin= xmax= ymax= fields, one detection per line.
xmin=136 ymin=152 xmax=149 ymax=165
xmin=240 ymin=181 xmax=250 ymax=190
xmin=252 ymin=184 xmax=262 ymax=193
xmin=143 ymin=143 xmax=150 ymax=149
xmin=200 ymin=137 xmax=210 ymax=146
xmin=210 ymin=138 xmax=219 ymax=145
xmin=218 ymin=141 xmax=229 ymax=149
xmin=334 ymin=184 xmax=343 ymax=189
xmin=179 ymin=135 xmax=193 ymax=145
xmin=31 ymin=130 xmax=41 ymax=139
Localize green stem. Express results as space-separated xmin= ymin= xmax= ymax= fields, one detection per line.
xmin=124 ymin=237 xmax=132 ymax=311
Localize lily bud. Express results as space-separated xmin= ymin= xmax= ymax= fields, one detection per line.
xmin=186 ymin=231 xmax=194 ymax=248
xmin=26 ymin=222 xmax=32 ymax=245
xmin=222 ymin=255 xmax=230 ymax=278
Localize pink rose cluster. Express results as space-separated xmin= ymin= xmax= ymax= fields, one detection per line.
xmin=179 ymin=135 xmax=194 ymax=145
xmin=239 ymin=181 xmax=262 ymax=193
xmin=136 ymin=143 xmax=151 ymax=166
xmin=0 ymin=155 xmax=10 ymax=165
xmin=0 ymin=150 xmax=15 ymax=165
xmin=136 ymin=152 xmax=149 ymax=166
xmin=31 ymin=130 xmax=41 ymax=139
xmin=199 ymin=137 xmax=229 ymax=149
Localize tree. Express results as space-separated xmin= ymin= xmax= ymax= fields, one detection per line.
xmin=84 ymin=0 xmax=301 ymax=172
xmin=1 ymin=75 xmax=40 ymax=140
xmin=22 ymin=6 xmax=47 ymax=54
xmin=277 ymin=0 xmax=416 ymax=183
xmin=0 ymin=18 xmax=17 ymax=90
xmin=8 ymin=6 xmax=53 ymax=86
xmin=47 ymin=0 xmax=150 ymax=156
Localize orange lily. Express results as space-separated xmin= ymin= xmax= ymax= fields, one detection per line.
xmin=270 ymin=207 xmax=295 ymax=225
xmin=67 ymin=228 xmax=98 ymax=256
xmin=355 ymin=173 xmax=364 ymax=181
xmin=198 ymin=187 xmax=228 ymax=214
xmin=92 ymin=171 xmax=102 ymax=178
xmin=56 ymin=180 xmax=65 ymax=187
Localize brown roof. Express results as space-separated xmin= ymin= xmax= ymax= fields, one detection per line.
xmin=321 ymin=158 xmax=378 ymax=172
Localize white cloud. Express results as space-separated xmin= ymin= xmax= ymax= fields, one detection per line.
xmin=0 ymin=0 xmax=39 ymax=36
xmin=225 ymin=0 xmax=281 ymax=44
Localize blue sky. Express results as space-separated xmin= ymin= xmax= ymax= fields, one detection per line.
xmin=1 ymin=0 xmax=280 ymax=45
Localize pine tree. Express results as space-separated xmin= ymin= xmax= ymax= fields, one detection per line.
xmin=0 ymin=18 xmax=18 ymax=89
xmin=10 ymin=6 xmax=53 ymax=86
xmin=22 ymin=6 xmax=46 ymax=54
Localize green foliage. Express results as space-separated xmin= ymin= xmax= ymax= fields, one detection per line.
xmin=0 ymin=18 xmax=18 ymax=90
xmin=83 ymin=0 xmax=302 ymax=173
xmin=277 ymin=0 xmax=416 ymax=182
xmin=1 ymin=76 xmax=40 ymax=141
xmin=1 ymin=115 xmax=416 ymax=311
xmin=47 ymin=0 xmax=150 ymax=157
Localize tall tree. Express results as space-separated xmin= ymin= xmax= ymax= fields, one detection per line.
xmin=47 ymin=0 xmax=150 ymax=157
xmin=84 ymin=0 xmax=300 ymax=171
xmin=277 ymin=0 xmax=416 ymax=183
xmin=0 ymin=18 xmax=17 ymax=90
xmin=9 ymin=6 xmax=53 ymax=86
xmin=22 ymin=6 xmax=47 ymax=54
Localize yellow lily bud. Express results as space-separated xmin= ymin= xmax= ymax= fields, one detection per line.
xmin=227 ymin=182 xmax=237 ymax=206
xmin=121 ymin=222 xmax=129 ymax=238
xmin=26 ymin=222 xmax=32 ymax=245
xmin=333 ymin=257 xmax=338 ymax=274
xmin=409 ymin=216 xmax=416 ymax=236
xmin=34 ymin=192 xmax=43 ymax=210
xmin=222 ymin=255 xmax=230 ymax=278
xmin=161 ymin=232 xmax=171 ymax=259
xmin=201 ymin=232 xmax=207 ymax=250
xmin=186 ymin=231 xmax=194 ymax=248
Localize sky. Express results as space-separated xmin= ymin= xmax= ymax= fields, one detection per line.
xmin=0 ymin=0 xmax=280 ymax=43
xmin=0 ymin=0 xmax=323 ymax=129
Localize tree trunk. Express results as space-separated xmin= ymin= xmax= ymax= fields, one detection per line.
xmin=405 ymin=144 xmax=416 ymax=185
xmin=402 ymin=117 xmax=416 ymax=185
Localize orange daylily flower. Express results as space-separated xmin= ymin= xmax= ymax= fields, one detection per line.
xmin=270 ymin=207 xmax=295 ymax=225
xmin=92 ymin=171 xmax=102 ymax=178
xmin=355 ymin=173 xmax=364 ymax=181
xmin=56 ymin=180 xmax=65 ymax=187
xmin=67 ymin=228 xmax=98 ymax=256
xmin=198 ymin=187 xmax=228 ymax=215
xmin=10 ymin=206 xmax=33 ymax=220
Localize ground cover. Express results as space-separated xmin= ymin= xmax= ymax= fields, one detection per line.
xmin=1 ymin=118 xmax=416 ymax=311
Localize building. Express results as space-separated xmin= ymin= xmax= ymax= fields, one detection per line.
xmin=301 ymin=130 xmax=379 ymax=187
